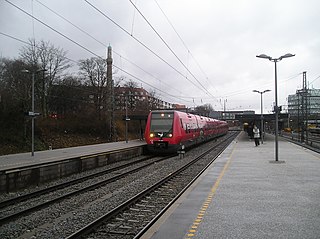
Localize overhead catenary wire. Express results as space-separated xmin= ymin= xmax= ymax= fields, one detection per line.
xmin=0 ymin=31 xmax=78 ymax=65
xmin=4 ymin=0 xmax=100 ymax=58
xmin=153 ymin=0 xmax=219 ymax=95
xmin=5 ymin=1 xmax=316 ymax=108
xmin=112 ymin=51 xmax=184 ymax=96
xmin=32 ymin=0 xmax=186 ymax=98
xmin=130 ymin=0 xmax=137 ymax=36
xmin=32 ymin=0 xmax=201 ymax=101
xmin=2 ymin=29 xmax=305 ymax=106
xmin=0 ymin=30 xmax=192 ymax=105
xmin=31 ymin=0 xmax=35 ymax=41
xmin=219 ymin=72 xmax=304 ymax=99
xmin=3 ymin=0 xmax=190 ymax=104
xmin=84 ymin=0 xmax=212 ymax=96
xmin=309 ymin=75 xmax=320 ymax=85
xmin=128 ymin=0 xmax=216 ymax=100
xmin=10 ymin=0 xmax=214 ymax=105
xmin=113 ymin=64 xmax=193 ymax=104
xmin=34 ymin=0 xmax=106 ymax=48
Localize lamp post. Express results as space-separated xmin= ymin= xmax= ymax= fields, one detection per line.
xmin=256 ymin=53 xmax=295 ymax=161
xmin=22 ymin=69 xmax=46 ymax=156
xmin=253 ymin=89 xmax=271 ymax=144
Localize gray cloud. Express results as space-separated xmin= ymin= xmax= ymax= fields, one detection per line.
xmin=1 ymin=0 xmax=319 ymax=112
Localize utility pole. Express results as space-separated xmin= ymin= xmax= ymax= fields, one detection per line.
xmin=22 ymin=69 xmax=46 ymax=156
xmin=302 ymin=71 xmax=308 ymax=143
xmin=253 ymin=89 xmax=271 ymax=144
xmin=297 ymin=92 xmax=300 ymax=141
xmin=298 ymin=71 xmax=307 ymax=142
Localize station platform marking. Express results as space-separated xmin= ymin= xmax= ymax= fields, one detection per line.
xmin=142 ymin=132 xmax=320 ymax=239
xmin=184 ymin=140 xmax=238 ymax=239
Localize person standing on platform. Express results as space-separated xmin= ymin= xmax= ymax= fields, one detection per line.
xmin=253 ymin=125 xmax=260 ymax=146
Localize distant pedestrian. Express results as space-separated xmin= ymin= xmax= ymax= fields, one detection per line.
xmin=253 ymin=125 xmax=260 ymax=146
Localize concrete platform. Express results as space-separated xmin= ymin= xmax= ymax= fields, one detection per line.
xmin=0 ymin=140 xmax=146 ymax=192
xmin=0 ymin=140 xmax=146 ymax=171
xmin=143 ymin=131 xmax=320 ymax=239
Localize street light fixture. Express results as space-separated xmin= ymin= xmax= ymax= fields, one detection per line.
xmin=256 ymin=53 xmax=295 ymax=161
xmin=252 ymin=89 xmax=271 ymax=144
xmin=22 ymin=69 xmax=47 ymax=156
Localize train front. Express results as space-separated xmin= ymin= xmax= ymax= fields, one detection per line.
xmin=144 ymin=111 xmax=180 ymax=154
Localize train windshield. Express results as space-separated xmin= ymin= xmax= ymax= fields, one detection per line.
xmin=150 ymin=112 xmax=173 ymax=133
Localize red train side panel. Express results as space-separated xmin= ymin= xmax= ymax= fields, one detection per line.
xmin=144 ymin=110 xmax=228 ymax=154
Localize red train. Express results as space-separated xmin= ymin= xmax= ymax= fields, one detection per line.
xmin=144 ymin=110 xmax=228 ymax=153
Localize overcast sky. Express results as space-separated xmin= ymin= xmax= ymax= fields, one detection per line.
xmin=1 ymin=0 xmax=320 ymax=113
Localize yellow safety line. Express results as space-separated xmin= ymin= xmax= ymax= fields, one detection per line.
xmin=184 ymin=141 xmax=237 ymax=239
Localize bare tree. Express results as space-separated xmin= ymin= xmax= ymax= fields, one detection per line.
xmin=0 ymin=58 xmax=31 ymax=141
xmin=78 ymin=57 xmax=108 ymax=119
xmin=20 ymin=39 xmax=71 ymax=117
xmin=0 ymin=58 xmax=31 ymax=111
xmin=48 ymin=76 xmax=83 ymax=117
xmin=148 ymin=89 xmax=160 ymax=110
xmin=195 ymin=103 xmax=213 ymax=116
xmin=19 ymin=39 xmax=38 ymax=66
xmin=123 ymin=79 xmax=139 ymax=89
xmin=114 ymin=75 xmax=125 ymax=87
xmin=123 ymin=79 xmax=139 ymax=110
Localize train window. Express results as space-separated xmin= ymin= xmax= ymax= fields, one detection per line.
xmin=180 ymin=118 xmax=183 ymax=128
xmin=186 ymin=123 xmax=190 ymax=133
xmin=150 ymin=112 xmax=174 ymax=132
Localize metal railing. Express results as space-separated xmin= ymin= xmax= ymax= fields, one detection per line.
xmin=281 ymin=130 xmax=320 ymax=150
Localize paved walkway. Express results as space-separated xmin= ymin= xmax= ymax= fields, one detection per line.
xmin=144 ymin=131 xmax=320 ymax=239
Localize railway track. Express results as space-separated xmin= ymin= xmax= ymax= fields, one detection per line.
xmin=280 ymin=132 xmax=320 ymax=154
xmin=66 ymin=132 xmax=238 ymax=239
xmin=0 ymin=132 xmax=238 ymax=238
xmin=0 ymin=156 xmax=155 ymax=209
xmin=0 ymin=155 xmax=171 ymax=226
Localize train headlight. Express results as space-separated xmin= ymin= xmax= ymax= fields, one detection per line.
xmin=150 ymin=133 xmax=155 ymax=138
xmin=168 ymin=133 xmax=173 ymax=138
